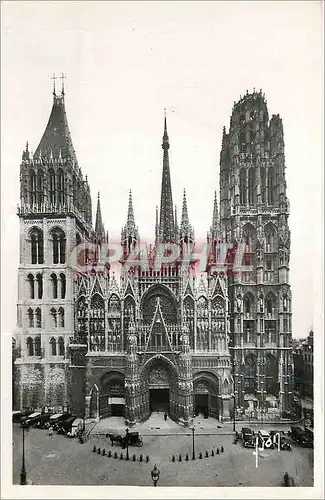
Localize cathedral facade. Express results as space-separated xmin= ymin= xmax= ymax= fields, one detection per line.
xmin=13 ymin=83 xmax=294 ymax=425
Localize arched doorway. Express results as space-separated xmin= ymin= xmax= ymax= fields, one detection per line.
xmin=193 ymin=372 xmax=219 ymax=419
xmin=148 ymin=364 xmax=171 ymax=412
xmin=99 ymin=371 xmax=125 ymax=418
xmin=141 ymin=356 xmax=179 ymax=420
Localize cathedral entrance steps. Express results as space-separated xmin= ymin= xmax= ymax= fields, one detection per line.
xmin=89 ymin=413 xmax=303 ymax=437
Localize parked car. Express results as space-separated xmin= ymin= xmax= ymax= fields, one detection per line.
xmin=53 ymin=413 xmax=72 ymax=431
xmin=13 ymin=410 xmax=32 ymax=423
xmin=44 ymin=413 xmax=65 ymax=429
xmin=34 ymin=413 xmax=53 ymax=429
xmin=290 ymin=426 xmax=312 ymax=447
xmin=269 ymin=431 xmax=292 ymax=451
xmin=57 ymin=416 xmax=76 ymax=435
xmin=241 ymin=427 xmax=255 ymax=448
xmin=22 ymin=412 xmax=42 ymax=428
xmin=67 ymin=418 xmax=84 ymax=438
xmin=258 ymin=429 xmax=274 ymax=449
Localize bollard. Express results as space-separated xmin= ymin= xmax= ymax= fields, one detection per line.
xmin=216 ymin=447 xmax=220 ymax=455
xmin=93 ymin=446 xmax=97 ymax=453
xmin=199 ymin=452 xmax=203 ymax=459
xmin=132 ymin=454 xmax=136 ymax=462
xmin=114 ymin=452 xmax=118 ymax=459
xmin=172 ymin=455 xmax=175 ymax=462
xmin=221 ymin=445 xmax=224 ymax=453
xmin=178 ymin=454 xmax=182 ymax=462
xmin=211 ymin=449 xmax=214 ymax=456
xmin=120 ymin=453 xmax=124 ymax=460
xmin=185 ymin=453 xmax=189 ymax=461
xmin=139 ymin=454 xmax=143 ymax=462
xmin=102 ymin=449 xmax=106 ymax=456
xmin=97 ymin=448 xmax=101 ymax=454
xmin=108 ymin=450 xmax=112 ymax=457
xmin=205 ymin=451 xmax=209 ymax=458
xmin=146 ymin=455 xmax=149 ymax=463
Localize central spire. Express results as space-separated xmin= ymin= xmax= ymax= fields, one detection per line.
xmin=95 ymin=192 xmax=105 ymax=240
xmin=158 ymin=112 xmax=176 ymax=243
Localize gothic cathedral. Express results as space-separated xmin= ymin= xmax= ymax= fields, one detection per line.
xmin=13 ymin=84 xmax=294 ymax=426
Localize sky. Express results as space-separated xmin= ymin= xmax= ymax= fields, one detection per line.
xmin=1 ymin=1 xmax=323 ymax=340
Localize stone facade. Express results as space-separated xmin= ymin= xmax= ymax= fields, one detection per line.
xmin=13 ymin=85 xmax=294 ymax=424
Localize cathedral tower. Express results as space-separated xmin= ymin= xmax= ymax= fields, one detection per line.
xmin=14 ymin=79 xmax=93 ymax=411
xmin=220 ymin=89 xmax=293 ymax=419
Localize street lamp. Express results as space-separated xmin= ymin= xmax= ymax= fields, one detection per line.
xmin=190 ymin=426 xmax=196 ymax=460
xmin=233 ymin=391 xmax=238 ymax=432
xmin=125 ymin=427 xmax=129 ymax=460
xmin=20 ymin=421 xmax=27 ymax=485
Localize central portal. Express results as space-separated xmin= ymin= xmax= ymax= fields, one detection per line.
xmin=150 ymin=389 xmax=170 ymax=412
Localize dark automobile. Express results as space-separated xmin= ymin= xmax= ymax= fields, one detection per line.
xmin=57 ymin=416 xmax=76 ymax=435
xmin=290 ymin=426 xmax=312 ymax=447
xmin=241 ymin=427 xmax=255 ymax=448
xmin=22 ymin=412 xmax=42 ymax=428
xmin=34 ymin=413 xmax=53 ymax=429
xmin=13 ymin=410 xmax=32 ymax=423
xmin=44 ymin=413 xmax=66 ymax=429
xmin=270 ymin=431 xmax=292 ymax=451
xmin=53 ymin=413 xmax=72 ymax=431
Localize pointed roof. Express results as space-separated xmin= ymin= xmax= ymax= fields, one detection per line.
xmin=174 ymin=204 xmax=179 ymax=234
xmin=145 ymin=298 xmax=173 ymax=352
xmin=34 ymin=89 xmax=78 ymax=164
xmin=180 ymin=189 xmax=189 ymax=230
xmin=158 ymin=112 xmax=176 ymax=243
xmin=95 ymin=192 xmax=105 ymax=239
xmin=127 ymin=190 xmax=135 ymax=229
xmin=211 ymin=191 xmax=219 ymax=232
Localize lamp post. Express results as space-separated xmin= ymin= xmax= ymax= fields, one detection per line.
xmin=20 ymin=421 xmax=27 ymax=485
xmin=125 ymin=427 xmax=129 ymax=460
xmin=233 ymin=391 xmax=237 ymax=432
xmin=190 ymin=426 xmax=195 ymax=460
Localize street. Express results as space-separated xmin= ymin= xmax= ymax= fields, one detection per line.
xmin=13 ymin=423 xmax=313 ymax=487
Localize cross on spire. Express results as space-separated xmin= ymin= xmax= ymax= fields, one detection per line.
xmin=60 ymin=73 xmax=66 ymax=95
xmin=51 ymin=73 xmax=57 ymax=95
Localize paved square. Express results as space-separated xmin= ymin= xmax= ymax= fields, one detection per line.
xmin=13 ymin=420 xmax=313 ymax=487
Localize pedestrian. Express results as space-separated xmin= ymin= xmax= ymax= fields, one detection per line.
xmin=164 ymin=413 xmax=167 ymax=422
xmin=151 ymin=464 xmax=160 ymax=487
xmin=49 ymin=425 xmax=53 ymax=438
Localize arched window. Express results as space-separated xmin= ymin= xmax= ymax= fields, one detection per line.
xmin=49 ymin=168 xmax=56 ymax=205
xmin=51 ymin=228 xmax=66 ymax=264
xmin=265 ymin=355 xmax=278 ymax=394
xmin=60 ymin=274 xmax=66 ymax=299
xmin=267 ymin=167 xmax=275 ymax=205
xmin=50 ymin=337 xmax=57 ymax=356
xmin=72 ymin=176 xmax=77 ymax=206
xmin=265 ymin=293 xmax=276 ymax=315
xmin=57 ymin=169 xmax=65 ymax=206
xmin=90 ymin=294 xmax=105 ymax=352
xmin=58 ymin=307 xmax=65 ymax=327
xmin=244 ymin=294 xmax=253 ymax=315
xmin=248 ymin=168 xmax=255 ymax=205
xmin=26 ymin=337 xmax=34 ymax=356
xmin=27 ymin=308 xmax=34 ymax=328
xmin=77 ymin=296 xmax=88 ymax=344
xmin=239 ymin=169 xmax=247 ymax=205
xmin=37 ymin=170 xmax=44 ymax=205
xmin=260 ymin=167 xmax=266 ymax=203
xmin=244 ymin=354 xmax=256 ymax=393
xmin=51 ymin=273 xmax=58 ymax=299
xmin=36 ymin=274 xmax=43 ymax=299
xmin=27 ymin=274 xmax=34 ymax=299
xmin=264 ymin=225 xmax=277 ymax=253
xmin=58 ymin=337 xmax=65 ymax=356
xmin=30 ymin=228 xmax=44 ymax=264
xmin=239 ymin=132 xmax=246 ymax=153
xmin=34 ymin=337 xmax=41 ymax=357
xmin=51 ymin=308 xmax=57 ymax=328
xmin=29 ymin=171 xmax=37 ymax=206
xmin=35 ymin=308 xmax=41 ymax=328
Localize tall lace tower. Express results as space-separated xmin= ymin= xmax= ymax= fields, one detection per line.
xmin=220 ymin=89 xmax=293 ymax=418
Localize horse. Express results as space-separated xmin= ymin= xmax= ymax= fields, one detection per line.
xmin=106 ymin=433 xmax=123 ymax=447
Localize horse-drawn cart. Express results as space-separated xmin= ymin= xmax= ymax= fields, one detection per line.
xmin=106 ymin=431 xmax=143 ymax=448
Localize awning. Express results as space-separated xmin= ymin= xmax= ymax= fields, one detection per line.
xmin=109 ymin=398 xmax=125 ymax=405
